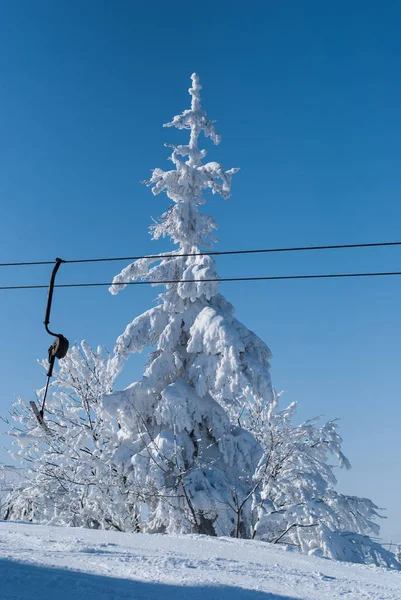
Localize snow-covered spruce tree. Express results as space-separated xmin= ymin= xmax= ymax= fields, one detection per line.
xmin=104 ymin=74 xmax=271 ymax=536
xmin=5 ymin=342 xmax=139 ymax=531
xmin=103 ymin=73 xmax=399 ymax=567
xmin=246 ymin=392 xmax=400 ymax=568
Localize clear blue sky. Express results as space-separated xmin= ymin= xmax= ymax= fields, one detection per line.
xmin=1 ymin=1 xmax=400 ymax=541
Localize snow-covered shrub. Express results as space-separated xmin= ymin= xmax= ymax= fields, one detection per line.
xmin=246 ymin=391 xmax=399 ymax=567
xmin=311 ymin=527 xmax=401 ymax=568
xmin=5 ymin=343 xmax=140 ymax=531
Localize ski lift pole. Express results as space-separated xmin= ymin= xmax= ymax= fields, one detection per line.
xmin=30 ymin=258 xmax=69 ymax=427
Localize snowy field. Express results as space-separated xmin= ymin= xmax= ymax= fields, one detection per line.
xmin=0 ymin=522 xmax=400 ymax=600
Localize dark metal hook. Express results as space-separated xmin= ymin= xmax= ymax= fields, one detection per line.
xmin=44 ymin=257 xmax=64 ymax=337
xmin=31 ymin=258 xmax=69 ymax=427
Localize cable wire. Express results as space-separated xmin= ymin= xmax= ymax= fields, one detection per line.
xmin=1 ymin=271 xmax=401 ymax=291
xmin=1 ymin=240 xmax=401 ymax=268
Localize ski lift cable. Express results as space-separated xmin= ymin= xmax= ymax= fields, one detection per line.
xmin=22 ymin=258 xmax=401 ymax=431
xmin=2 ymin=270 xmax=401 ymax=291
xmin=1 ymin=240 xmax=401 ymax=268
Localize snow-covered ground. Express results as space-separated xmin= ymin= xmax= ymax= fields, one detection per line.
xmin=0 ymin=522 xmax=400 ymax=599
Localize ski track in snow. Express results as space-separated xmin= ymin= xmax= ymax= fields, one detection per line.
xmin=0 ymin=522 xmax=400 ymax=599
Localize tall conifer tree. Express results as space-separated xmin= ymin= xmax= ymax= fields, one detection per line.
xmin=105 ymin=74 xmax=273 ymax=535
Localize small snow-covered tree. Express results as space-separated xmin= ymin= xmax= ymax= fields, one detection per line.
xmin=245 ymin=391 xmax=400 ymax=568
xmin=5 ymin=342 xmax=137 ymax=531
xmin=104 ymin=74 xmax=271 ymax=536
